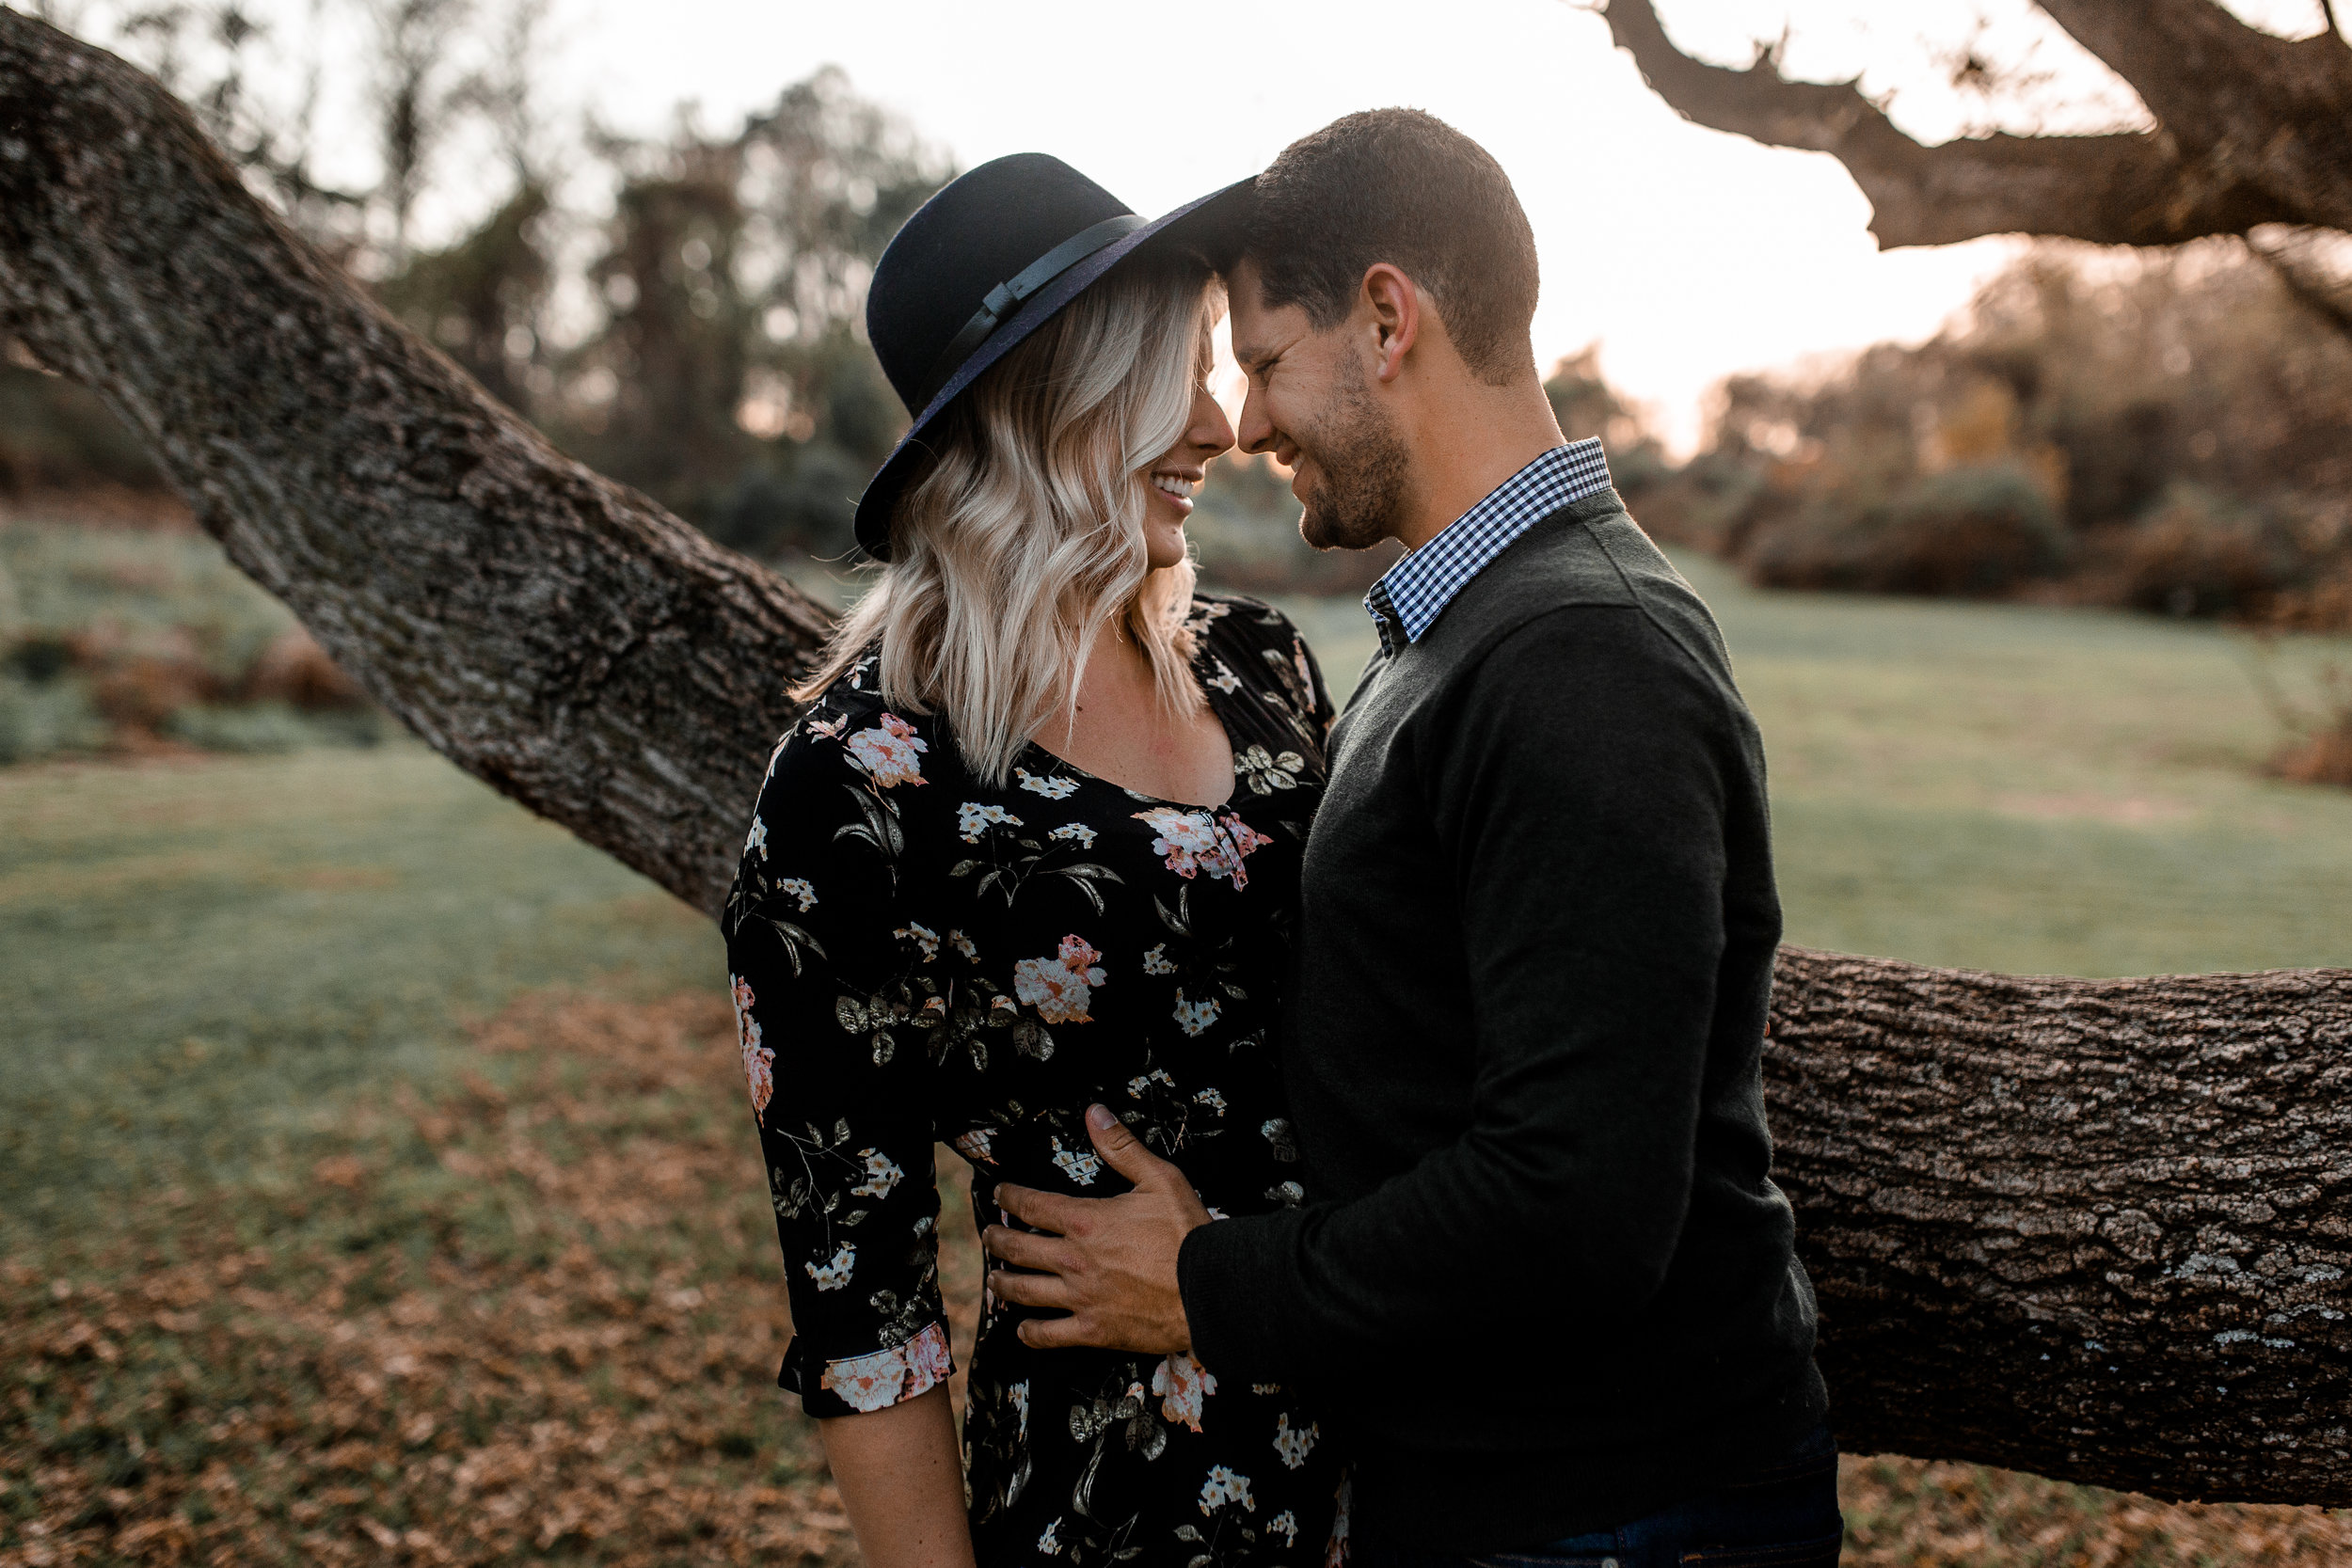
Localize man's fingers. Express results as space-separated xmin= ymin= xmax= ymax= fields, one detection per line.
xmin=986 ymin=1268 xmax=1075 ymax=1312
xmin=1015 ymin=1312 xmax=1095 ymax=1351
xmin=1084 ymin=1102 xmax=1181 ymax=1188
xmin=992 ymin=1180 xmax=1089 ymax=1238
xmin=980 ymin=1225 xmax=1074 ymax=1274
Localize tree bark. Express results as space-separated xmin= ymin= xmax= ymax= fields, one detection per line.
xmin=5 ymin=9 xmax=2351 ymax=1510
xmin=1766 ymin=948 xmax=2352 ymax=1507
xmin=1601 ymin=0 xmax=2352 ymax=250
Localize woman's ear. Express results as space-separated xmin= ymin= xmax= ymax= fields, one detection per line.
xmin=1359 ymin=263 xmax=1421 ymax=384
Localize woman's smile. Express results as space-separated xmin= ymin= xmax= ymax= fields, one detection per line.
xmin=1148 ymin=467 xmax=1200 ymax=514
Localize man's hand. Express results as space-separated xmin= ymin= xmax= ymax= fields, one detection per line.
xmin=982 ymin=1104 xmax=1209 ymax=1354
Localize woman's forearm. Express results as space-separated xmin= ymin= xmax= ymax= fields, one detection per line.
xmin=818 ymin=1383 xmax=977 ymax=1568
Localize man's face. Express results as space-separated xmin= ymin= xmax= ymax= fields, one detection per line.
xmin=1227 ymin=260 xmax=1409 ymax=552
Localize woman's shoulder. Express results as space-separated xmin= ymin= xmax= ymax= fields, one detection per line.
xmin=1184 ymin=592 xmax=1332 ymax=739
xmin=1184 ymin=590 xmax=1306 ymax=654
xmin=759 ymin=654 xmax=952 ymax=800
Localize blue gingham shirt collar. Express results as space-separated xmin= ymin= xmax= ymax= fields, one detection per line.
xmin=1363 ymin=438 xmax=1613 ymax=650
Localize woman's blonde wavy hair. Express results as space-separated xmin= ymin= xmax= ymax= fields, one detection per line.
xmin=795 ymin=248 xmax=1220 ymax=785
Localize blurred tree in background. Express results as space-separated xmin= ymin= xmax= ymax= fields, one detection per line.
xmin=2 ymin=0 xmax=949 ymax=562
xmin=1640 ymin=243 xmax=2352 ymax=630
xmin=8 ymin=0 xmax=2352 ymax=633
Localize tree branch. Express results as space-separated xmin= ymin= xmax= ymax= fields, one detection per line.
xmin=1601 ymin=0 xmax=2344 ymax=247
xmin=2037 ymin=0 xmax=2352 ymax=232
xmin=7 ymin=10 xmax=2352 ymax=1508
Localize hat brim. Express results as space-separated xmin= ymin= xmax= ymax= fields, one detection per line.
xmin=850 ymin=176 xmax=1252 ymax=561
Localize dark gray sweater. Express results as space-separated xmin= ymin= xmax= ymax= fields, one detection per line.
xmin=1176 ymin=489 xmax=1827 ymax=1552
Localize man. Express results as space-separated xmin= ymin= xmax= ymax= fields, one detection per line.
xmin=981 ymin=110 xmax=1836 ymax=1565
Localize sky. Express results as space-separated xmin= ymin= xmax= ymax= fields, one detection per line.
xmin=53 ymin=0 xmax=2341 ymax=451
xmin=529 ymin=0 xmax=2097 ymax=452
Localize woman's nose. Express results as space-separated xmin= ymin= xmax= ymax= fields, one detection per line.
xmin=1192 ymin=387 xmax=1235 ymax=456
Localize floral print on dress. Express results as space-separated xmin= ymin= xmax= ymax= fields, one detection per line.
xmin=851 ymin=1149 xmax=903 ymax=1198
xmin=958 ymin=800 xmax=1024 ymax=841
xmin=1049 ymin=1137 xmax=1103 ymax=1186
xmin=1016 ymin=767 xmax=1080 ymax=800
xmin=1134 ymin=806 xmax=1275 ymax=890
xmin=805 ymin=1243 xmax=855 ymax=1291
xmin=1273 ymin=1414 xmax=1319 ymax=1469
xmin=1152 ymin=1353 xmax=1218 ymax=1433
xmin=1235 ymin=744 xmax=1310 ymax=795
xmin=1200 ymin=1465 xmax=1256 ymax=1515
xmin=723 ymin=594 xmax=1341 ymax=1566
xmin=731 ymin=975 xmax=773 ymax=1123
xmin=1173 ymin=990 xmax=1220 ymax=1037
xmin=845 ymin=712 xmax=929 ymax=786
xmin=818 ymin=1321 xmax=953 ymax=1414
xmin=1014 ymin=934 xmax=1106 ymax=1024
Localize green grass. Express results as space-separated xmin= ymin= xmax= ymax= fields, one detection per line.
xmin=7 ymin=547 xmax=2351 ymax=1561
xmin=0 ymin=742 xmax=720 ymax=1243
xmin=1280 ymin=552 xmax=2352 ymax=979
xmin=7 ymin=552 xmax=2346 ymax=1244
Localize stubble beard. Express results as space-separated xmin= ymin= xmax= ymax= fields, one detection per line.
xmin=1295 ymin=362 xmax=1411 ymax=553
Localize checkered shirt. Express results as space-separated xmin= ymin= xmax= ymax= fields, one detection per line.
xmin=1363 ymin=438 xmax=1613 ymax=652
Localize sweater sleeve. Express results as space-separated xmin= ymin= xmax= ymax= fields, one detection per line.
xmin=1177 ymin=607 xmax=1736 ymax=1386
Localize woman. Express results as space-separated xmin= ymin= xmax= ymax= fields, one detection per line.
xmin=723 ymin=155 xmax=1344 ymax=1567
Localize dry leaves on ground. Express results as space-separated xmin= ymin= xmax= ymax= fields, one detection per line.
xmin=7 ymin=989 xmax=2349 ymax=1566
xmin=2 ymin=990 xmax=865 ymax=1567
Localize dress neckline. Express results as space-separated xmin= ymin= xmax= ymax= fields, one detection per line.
xmin=1018 ymin=634 xmax=1245 ymax=812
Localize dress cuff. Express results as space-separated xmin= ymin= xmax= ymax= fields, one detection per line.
xmin=779 ymin=1320 xmax=955 ymax=1418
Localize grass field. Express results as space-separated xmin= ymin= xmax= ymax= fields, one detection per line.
xmin=1278 ymin=550 xmax=2352 ymax=977
xmin=5 ymin=555 xmax=2350 ymax=1565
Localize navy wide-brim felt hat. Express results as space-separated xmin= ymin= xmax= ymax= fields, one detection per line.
xmin=854 ymin=153 xmax=1251 ymax=560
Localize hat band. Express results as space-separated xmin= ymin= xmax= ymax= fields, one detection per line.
xmin=914 ymin=212 xmax=1151 ymax=411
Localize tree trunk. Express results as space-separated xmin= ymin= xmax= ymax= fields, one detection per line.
xmin=4 ymin=10 xmax=2349 ymax=1511
xmin=1767 ymin=948 xmax=2352 ymax=1507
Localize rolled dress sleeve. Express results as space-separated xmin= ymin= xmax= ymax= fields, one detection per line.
xmin=724 ymin=705 xmax=951 ymax=1418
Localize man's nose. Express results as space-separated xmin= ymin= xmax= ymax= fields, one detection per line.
xmin=1237 ymin=386 xmax=1278 ymax=456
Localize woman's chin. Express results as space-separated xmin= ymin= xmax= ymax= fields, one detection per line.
xmin=1143 ymin=526 xmax=1189 ymax=572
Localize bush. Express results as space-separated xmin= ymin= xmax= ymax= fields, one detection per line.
xmin=1744 ymin=463 xmax=2066 ymax=597
xmin=1670 ymin=242 xmax=2352 ymax=623
xmin=0 ymin=673 xmax=107 ymax=764
xmin=0 ymin=519 xmax=380 ymax=765
xmin=162 ymin=701 xmax=322 ymax=753
xmin=2078 ymin=483 xmax=2304 ymax=619
xmin=705 ymin=445 xmax=870 ymax=561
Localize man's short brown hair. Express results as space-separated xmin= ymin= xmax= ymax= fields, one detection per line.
xmin=1231 ymin=109 xmax=1539 ymax=386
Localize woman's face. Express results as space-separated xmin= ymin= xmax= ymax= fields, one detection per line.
xmin=1139 ymin=344 xmax=1236 ymax=572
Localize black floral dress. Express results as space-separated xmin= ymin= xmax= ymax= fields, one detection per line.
xmin=723 ymin=594 xmax=1347 ymax=1568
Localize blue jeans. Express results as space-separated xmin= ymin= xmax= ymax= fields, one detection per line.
xmin=1355 ymin=1423 xmax=1843 ymax=1568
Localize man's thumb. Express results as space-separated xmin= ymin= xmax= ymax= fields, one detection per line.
xmin=1085 ymin=1103 xmax=1168 ymax=1184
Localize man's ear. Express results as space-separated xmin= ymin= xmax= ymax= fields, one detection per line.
xmin=1359 ymin=263 xmax=1420 ymax=384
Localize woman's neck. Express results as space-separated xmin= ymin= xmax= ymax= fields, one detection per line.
xmin=1034 ymin=616 xmax=1232 ymax=809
